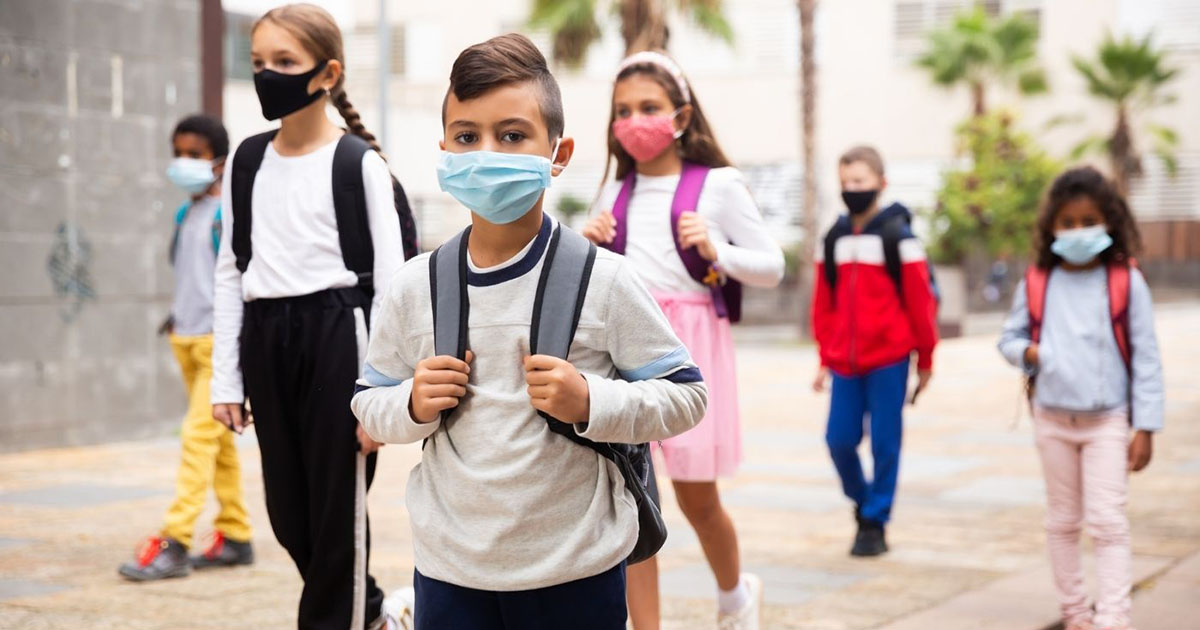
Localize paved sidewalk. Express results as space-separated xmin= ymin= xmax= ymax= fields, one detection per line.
xmin=1 ymin=304 xmax=1198 ymax=629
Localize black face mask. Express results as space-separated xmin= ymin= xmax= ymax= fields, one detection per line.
xmin=841 ymin=189 xmax=879 ymax=215
xmin=253 ymin=60 xmax=329 ymax=121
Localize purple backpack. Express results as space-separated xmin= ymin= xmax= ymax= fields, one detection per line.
xmin=604 ymin=162 xmax=743 ymax=322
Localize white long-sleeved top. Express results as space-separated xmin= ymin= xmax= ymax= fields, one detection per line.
xmin=211 ymin=135 xmax=403 ymax=404
xmin=593 ymin=166 xmax=785 ymax=293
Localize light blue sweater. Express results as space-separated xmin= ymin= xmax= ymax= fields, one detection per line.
xmin=998 ymin=265 xmax=1164 ymax=431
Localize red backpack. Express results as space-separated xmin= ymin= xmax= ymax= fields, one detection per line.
xmin=1025 ymin=260 xmax=1135 ymax=373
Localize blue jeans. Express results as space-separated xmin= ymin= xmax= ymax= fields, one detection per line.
xmin=414 ymin=563 xmax=627 ymax=630
xmin=825 ymin=358 xmax=909 ymax=524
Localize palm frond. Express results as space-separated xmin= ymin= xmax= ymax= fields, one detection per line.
xmin=1069 ymin=136 xmax=1108 ymax=161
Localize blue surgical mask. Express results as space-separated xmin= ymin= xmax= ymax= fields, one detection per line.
xmin=436 ymin=140 xmax=563 ymax=225
xmin=167 ymin=157 xmax=217 ymax=194
xmin=1051 ymin=224 xmax=1112 ymax=265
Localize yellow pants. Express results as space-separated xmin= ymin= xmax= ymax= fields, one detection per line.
xmin=162 ymin=334 xmax=252 ymax=548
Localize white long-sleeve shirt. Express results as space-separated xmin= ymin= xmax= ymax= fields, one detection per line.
xmin=593 ymin=166 xmax=785 ymax=293
xmin=211 ymin=135 xmax=403 ymax=404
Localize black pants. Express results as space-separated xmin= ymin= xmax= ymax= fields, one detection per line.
xmin=242 ymin=288 xmax=384 ymax=629
xmin=414 ymin=563 xmax=627 ymax=630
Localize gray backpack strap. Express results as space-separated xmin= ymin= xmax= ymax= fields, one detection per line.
xmin=428 ymin=227 xmax=471 ymax=428
xmin=530 ymin=225 xmax=597 ymax=359
xmin=431 ymin=227 xmax=471 ymax=361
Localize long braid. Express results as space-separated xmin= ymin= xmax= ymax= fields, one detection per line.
xmin=331 ymin=85 xmax=386 ymax=160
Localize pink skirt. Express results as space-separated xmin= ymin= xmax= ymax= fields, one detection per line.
xmin=652 ymin=291 xmax=742 ymax=481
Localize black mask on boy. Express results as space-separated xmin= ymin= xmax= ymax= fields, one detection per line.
xmin=253 ymin=60 xmax=329 ymax=121
xmin=841 ymin=190 xmax=879 ymax=215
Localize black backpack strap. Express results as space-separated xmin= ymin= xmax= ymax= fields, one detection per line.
xmin=332 ymin=134 xmax=375 ymax=290
xmin=822 ymin=219 xmax=851 ymax=296
xmin=881 ymin=215 xmax=907 ymax=302
xmin=229 ymin=131 xmax=276 ymax=273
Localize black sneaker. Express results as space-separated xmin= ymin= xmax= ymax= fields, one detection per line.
xmin=190 ymin=531 xmax=254 ymax=569
xmin=118 ymin=536 xmax=191 ymax=581
xmin=850 ymin=520 xmax=888 ymax=557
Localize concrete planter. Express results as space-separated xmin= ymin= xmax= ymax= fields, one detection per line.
xmin=934 ymin=264 xmax=967 ymax=338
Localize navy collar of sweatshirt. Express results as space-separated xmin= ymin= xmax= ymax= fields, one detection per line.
xmin=465 ymin=214 xmax=553 ymax=287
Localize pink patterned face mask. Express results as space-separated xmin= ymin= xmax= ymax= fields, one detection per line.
xmin=612 ymin=111 xmax=682 ymax=162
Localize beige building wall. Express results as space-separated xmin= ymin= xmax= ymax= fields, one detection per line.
xmin=223 ymin=0 xmax=1200 ymax=251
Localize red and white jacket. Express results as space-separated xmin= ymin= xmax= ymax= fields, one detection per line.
xmin=811 ymin=203 xmax=938 ymax=376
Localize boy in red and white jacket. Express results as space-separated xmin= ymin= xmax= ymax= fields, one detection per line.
xmin=810 ymin=146 xmax=938 ymax=557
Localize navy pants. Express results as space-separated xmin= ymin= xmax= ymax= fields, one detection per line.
xmin=413 ymin=563 xmax=627 ymax=630
xmin=826 ymin=358 xmax=909 ymax=524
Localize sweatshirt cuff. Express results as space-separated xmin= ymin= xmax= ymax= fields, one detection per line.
xmin=916 ymin=348 xmax=933 ymax=371
xmin=210 ymin=378 xmax=244 ymax=406
xmin=352 ymin=379 xmax=441 ymax=444
xmin=575 ymin=373 xmax=625 ymax=443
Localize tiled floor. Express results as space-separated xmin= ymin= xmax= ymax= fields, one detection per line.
xmin=0 ymin=305 xmax=1198 ymax=628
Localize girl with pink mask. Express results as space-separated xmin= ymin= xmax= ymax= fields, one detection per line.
xmin=582 ymin=51 xmax=784 ymax=630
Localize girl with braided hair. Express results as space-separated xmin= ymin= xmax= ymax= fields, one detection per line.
xmin=210 ymin=4 xmax=409 ymax=628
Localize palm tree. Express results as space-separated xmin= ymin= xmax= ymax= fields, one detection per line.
xmin=1070 ymin=32 xmax=1180 ymax=197
xmin=915 ymin=7 xmax=1047 ymax=117
xmin=797 ymin=0 xmax=817 ymax=337
xmin=529 ymin=0 xmax=732 ymax=67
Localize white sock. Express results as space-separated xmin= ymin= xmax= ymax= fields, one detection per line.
xmin=717 ymin=575 xmax=750 ymax=614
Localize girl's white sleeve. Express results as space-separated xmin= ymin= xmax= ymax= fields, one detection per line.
xmin=211 ymin=146 xmax=246 ymax=405
xmin=362 ymin=150 xmax=404 ymax=330
xmin=709 ymin=170 xmax=785 ymax=288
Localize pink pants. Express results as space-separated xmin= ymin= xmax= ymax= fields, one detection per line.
xmin=1034 ymin=406 xmax=1132 ymax=627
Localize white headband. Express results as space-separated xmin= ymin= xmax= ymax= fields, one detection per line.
xmin=618 ymin=51 xmax=691 ymax=104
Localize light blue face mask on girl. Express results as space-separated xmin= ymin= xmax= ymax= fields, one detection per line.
xmin=1051 ymin=224 xmax=1113 ymax=265
xmin=436 ymin=140 xmax=563 ymax=225
xmin=166 ymin=157 xmax=217 ymax=194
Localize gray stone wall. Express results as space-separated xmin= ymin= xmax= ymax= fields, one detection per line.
xmin=0 ymin=0 xmax=203 ymax=452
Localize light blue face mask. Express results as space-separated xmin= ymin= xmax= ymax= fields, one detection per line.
xmin=1051 ymin=224 xmax=1113 ymax=265
xmin=436 ymin=140 xmax=563 ymax=225
xmin=166 ymin=157 xmax=217 ymax=194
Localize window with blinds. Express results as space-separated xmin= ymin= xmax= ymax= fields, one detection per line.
xmin=894 ymin=0 xmax=1040 ymax=58
xmin=345 ymin=24 xmax=407 ymax=76
xmin=224 ymin=13 xmax=256 ymax=81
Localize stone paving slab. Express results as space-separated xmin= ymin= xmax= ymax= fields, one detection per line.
xmin=877 ymin=555 xmax=1175 ymax=630
xmin=1136 ymin=553 xmax=1200 ymax=630
xmin=0 ymin=483 xmax=165 ymax=507
xmin=0 ymin=304 xmax=1196 ymax=628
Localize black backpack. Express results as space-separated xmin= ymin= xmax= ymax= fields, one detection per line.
xmin=823 ymin=212 xmax=941 ymax=306
xmin=229 ymin=130 xmax=420 ymax=293
xmin=428 ymin=222 xmax=668 ymax=565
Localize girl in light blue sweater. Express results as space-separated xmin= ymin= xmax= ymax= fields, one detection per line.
xmin=998 ymin=166 xmax=1163 ymax=630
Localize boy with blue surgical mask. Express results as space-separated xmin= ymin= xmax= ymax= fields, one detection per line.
xmin=352 ymin=34 xmax=707 ymax=629
xmin=118 ymin=114 xmax=254 ymax=582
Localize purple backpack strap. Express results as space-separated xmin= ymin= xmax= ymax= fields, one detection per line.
xmin=670 ymin=163 xmax=741 ymax=321
xmin=605 ymin=175 xmax=636 ymax=255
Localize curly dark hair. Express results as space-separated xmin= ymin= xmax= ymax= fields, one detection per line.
xmin=1033 ymin=166 xmax=1141 ymax=269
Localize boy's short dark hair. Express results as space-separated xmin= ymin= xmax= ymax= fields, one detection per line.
xmin=172 ymin=114 xmax=229 ymax=159
xmin=838 ymin=145 xmax=885 ymax=177
xmin=442 ymin=33 xmax=565 ymax=142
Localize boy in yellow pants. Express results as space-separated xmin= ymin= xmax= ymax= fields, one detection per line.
xmin=119 ymin=115 xmax=253 ymax=581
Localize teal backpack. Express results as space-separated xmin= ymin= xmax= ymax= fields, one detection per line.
xmin=169 ymin=201 xmax=222 ymax=265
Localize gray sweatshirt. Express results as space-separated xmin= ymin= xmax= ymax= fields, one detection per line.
xmin=352 ymin=218 xmax=707 ymax=591
xmin=998 ymin=265 xmax=1164 ymax=431
xmin=170 ymin=195 xmax=219 ymax=336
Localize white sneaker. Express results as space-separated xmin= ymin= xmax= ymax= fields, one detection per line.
xmin=381 ymin=586 xmax=416 ymax=630
xmin=717 ymin=573 xmax=762 ymax=630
